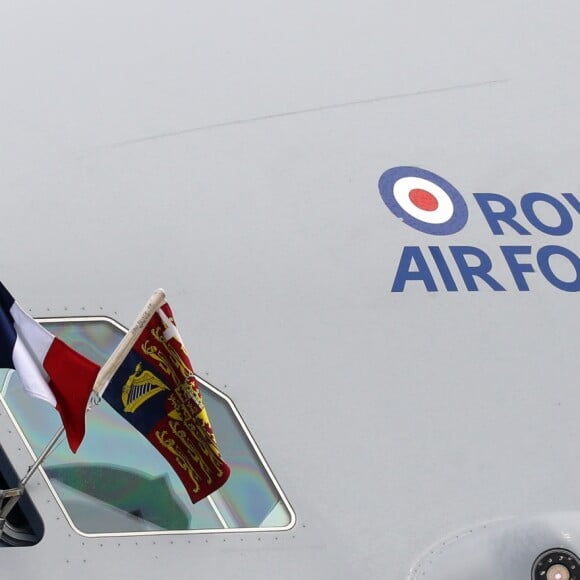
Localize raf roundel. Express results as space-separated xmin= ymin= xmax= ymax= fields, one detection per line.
xmin=378 ymin=166 xmax=468 ymax=235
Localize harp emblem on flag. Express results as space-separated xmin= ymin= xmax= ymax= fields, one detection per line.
xmin=121 ymin=363 xmax=169 ymax=413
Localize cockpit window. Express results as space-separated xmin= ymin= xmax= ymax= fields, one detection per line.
xmin=0 ymin=317 xmax=294 ymax=535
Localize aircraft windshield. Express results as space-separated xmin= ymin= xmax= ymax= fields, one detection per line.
xmin=0 ymin=318 xmax=294 ymax=535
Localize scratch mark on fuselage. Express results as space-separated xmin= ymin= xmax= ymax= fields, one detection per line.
xmin=111 ymin=78 xmax=509 ymax=147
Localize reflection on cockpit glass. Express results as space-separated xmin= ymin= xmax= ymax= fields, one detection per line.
xmin=0 ymin=318 xmax=294 ymax=535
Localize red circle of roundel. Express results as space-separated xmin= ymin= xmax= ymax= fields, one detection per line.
xmin=409 ymin=189 xmax=439 ymax=212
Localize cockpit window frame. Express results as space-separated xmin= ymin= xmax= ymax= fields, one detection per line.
xmin=0 ymin=315 xmax=296 ymax=537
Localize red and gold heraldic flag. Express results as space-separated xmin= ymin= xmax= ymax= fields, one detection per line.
xmin=102 ymin=303 xmax=230 ymax=503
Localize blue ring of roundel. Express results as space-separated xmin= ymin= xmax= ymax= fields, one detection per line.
xmin=378 ymin=166 xmax=468 ymax=235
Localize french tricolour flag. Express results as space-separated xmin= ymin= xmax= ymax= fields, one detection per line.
xmin=0 ymin=282 xmax=100 ymax=452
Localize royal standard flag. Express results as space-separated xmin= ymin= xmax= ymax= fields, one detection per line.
xmin=100 ymin=295 xmax=230 ymax=503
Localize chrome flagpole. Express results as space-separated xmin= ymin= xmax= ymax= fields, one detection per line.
xmin=0 ymin=388 xmax=103 ymax=535
xmin=0 ymin=388 xmax=103 ymax=537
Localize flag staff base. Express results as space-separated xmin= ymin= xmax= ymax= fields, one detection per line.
xmin=0 ymin=426 xmax=65 ymax=537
